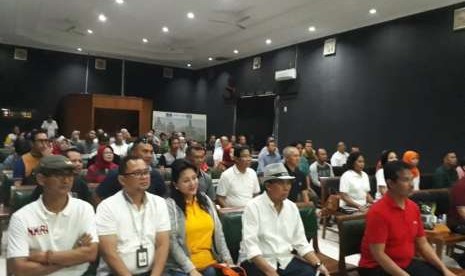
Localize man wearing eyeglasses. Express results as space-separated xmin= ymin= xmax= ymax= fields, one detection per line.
xmin=96 ymin=156 xmax=170 ymax=276
xmin=13 ymin=129 xmax=53 ymax=186
xmin=7 ymin=155 xmax=98 ymax=276
xmin=96 ymin=137 xmax=166 ymax=203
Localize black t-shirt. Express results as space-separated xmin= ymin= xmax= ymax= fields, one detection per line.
xmin=285 ymin=164 xmax=308 ymax=202
xmin=96 ymin=168 xmax=166 ymax=199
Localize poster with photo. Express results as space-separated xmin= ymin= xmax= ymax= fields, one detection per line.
xmin=152 ymin=111 xmax=207 ymax=142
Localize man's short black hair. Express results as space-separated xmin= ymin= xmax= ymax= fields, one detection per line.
xmin=441 ymin=151 xmax=456 ymax=160
xmin=168 ymin=137 xmax=179 ymax=147
xmin=234 ymin=145 xmax=250 ymax=158
xmin=119 ymin=156 xmax=144 ymax=175
xmin=30 ymin=129 xmax=47 ymax=141
xmin=186 ymin=145 xmax=206 ymax=156
xmin=62 ymin=147 xmax=82 ymax=157
xmin=383 ymin=161 xmax=412 ymax=183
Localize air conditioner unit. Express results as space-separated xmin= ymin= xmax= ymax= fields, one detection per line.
xmin=275 ymin=68 xmax=296 ymax=82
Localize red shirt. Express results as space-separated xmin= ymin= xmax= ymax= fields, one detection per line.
xmin=359 ymin=193 xmax=425 ymax=269
xmin=449 ymin=178 xmax=465 ymax=228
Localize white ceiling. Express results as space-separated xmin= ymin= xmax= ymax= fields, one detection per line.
xmin=0 ymin=0 xmax=462 ymax=69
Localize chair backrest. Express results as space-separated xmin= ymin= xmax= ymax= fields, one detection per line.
xmin=409 ymin=188 xmax=450 ymax=215
xmin=336 ymin=214 xmax=366 ymax=275
xmin=10 ymin=185 xmax=36 ymax=212
xmin=320 ymin=177 xmax=341 ymax=204
xmin=333 ymin=166 xmax=347 ymax=176
xmin=368 ymin=175 xmax=377 ymax=198
xmin=420 ymin=174 xmax=434 ymax=190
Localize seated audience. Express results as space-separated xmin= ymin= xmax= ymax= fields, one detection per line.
xmin=95 ymin=137 xmax=166 ymax=202
xmin=206 ymin=135 xmax=216 ymax=152
xmin=1 ymin=137 xmax=30 ymax=171
xmin=297 ymin=140 xmax=314 ymax=177
xmin=7 ymin=155 xmax=98 ymax=276
xmin=77 ymin=130 xmax=99 ymax=157
xmin=236 ymin=134 xmax=248 ymax=147
xmin=86 ymin=145 xmax=119 ymax=184
xmin=96 ymin=156 xmax=170 ymax=276
xmin=52 ymin=136 xmax=70 ymax=155
xmin=120 ymin=128 xmax=133 ymax=146
xmin=3 ymin=125 xmax=20 ymax=148
xmin=339 ymin=152 xmax=374 ymax=210
xmin=402 ymin=150 xmax=421 ymax=190
xmin=282 ymin=146 xmax=313 ymax=207
xmin=309 ymin=148 xmax=334 ymax=198
xmin=375 ymin=150 xmax=398 ymax=199
xmin=432 ymin=151 xmax=458 ymax=189
xmin=212 ymin=136 xmax=230 ymax=170
xmin=32 ymin=148 xmax=92 ymax=203
xmin=159 ymin=137 xmax=185 ymax=169
xmin=13 ymin=129 xmax=52 ymax=186
xmin=164 ymin=160 xmax=233 ymax=275
xmin=359 ymin=161 xmax=454 ymax=276
xmin=457 ymin=156 xmax=465 ymax=180
xmin=179 ymin=136 xmax=188 ymax=153
xmin=216 ymin=145 xmax=260 ymax=208
xmin=111 ymin=131 xmax=129 ymax=158
xmin=257 ymin=139 xmax=281 ymax=175
xmin=185 ymin=145 xmax=216 ymax=200
xmin=70 ymin=130 xmax=82 ymax=146
xmin=159 ymin=132 xmax=169 ymax=154
xmin=351 ymin=145 xmax=361 ymax=153
xmin=239 ymin=162 xmax=329 ymax=276
xmin=330 ymin=141 xmax=349 ymax=167
xmin=258 ymin=136 xmax=281 ymax=156
xmin=220 ymin=138 xmax=235 ymax=169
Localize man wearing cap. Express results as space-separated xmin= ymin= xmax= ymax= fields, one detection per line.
xmin=96 ymin=156 xmax=170 ymax=276
xmin=95 ymin=137 xmax=166 ymax=203
xmin=239 ymin=163 xmax=329 ymax=276
xmin=7 ymin=155 xmax=98 ymax=276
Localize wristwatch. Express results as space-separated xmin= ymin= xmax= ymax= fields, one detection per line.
xmin=314 ymin=261 xmax=322 ymax=268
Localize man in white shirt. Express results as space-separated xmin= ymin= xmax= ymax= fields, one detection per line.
xmin=41 ymin=116 xmax=59 ymax=138
xmin=239 ymin=163 xmax=329 ymax=276
xmin=330 ymin=141 xmax=349 ymax=167
xmin=111 ymin=131 xmax=129 ymax=158
xmin=96 ymin=156 xmax=170 ymax=276
xmin=7 ymin=155 xmax=98 ymax=276
xmin=216 ymin=145 xmax=261 ymax=208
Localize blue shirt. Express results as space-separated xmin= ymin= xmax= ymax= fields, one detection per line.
xmin=257 ymin=151 xmax=282 ymax=174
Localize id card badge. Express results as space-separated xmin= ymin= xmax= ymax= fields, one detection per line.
xmin=136 ymin=246 xmax=149 ymax=268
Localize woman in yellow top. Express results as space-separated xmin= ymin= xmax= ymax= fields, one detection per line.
xmin=164 ymin=159 xmax=233 ymax=276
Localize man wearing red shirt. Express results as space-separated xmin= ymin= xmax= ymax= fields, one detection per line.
xmin=359 ymin=161 xmax=454 ymax=276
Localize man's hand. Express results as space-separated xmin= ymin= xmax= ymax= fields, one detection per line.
xmin=41 ymin=145 xmax=53 ymax=157
xmin=189 ymin=269 xmax=203 ymax=276
xmin=74 ymin=233 xmax=92 ymax=248
xmin=318 ymin=264 xmax=330 ymax=275
xmin=28 ymin=250 xmax=47 ymax=264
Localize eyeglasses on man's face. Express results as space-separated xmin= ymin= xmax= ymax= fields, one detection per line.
xmin=122 ymin=169 xmax=150 ymax=178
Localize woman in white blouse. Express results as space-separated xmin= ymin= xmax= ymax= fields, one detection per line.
xmin=339 ymin=152 xmax=374 ymax=211
xmin=375 ymin=150 xmax=398 ymax=199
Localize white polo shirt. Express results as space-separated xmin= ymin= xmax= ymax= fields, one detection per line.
xmin=7 ymin=195 xmax=98 ymax=276
xmin=216 ymin=165 xmax=261 ymax=207
xmin=239 ymin=193 xmax=312 ymax=269
xmin=339 ymin=170 xmax=371 ymax=206
xmin=330 ymin=151 xmax=349 ymax=167
xmin=111 ymin=142 xmax=129 ymax=157
xmin=96 ymin=190 xmax=170 ymax=275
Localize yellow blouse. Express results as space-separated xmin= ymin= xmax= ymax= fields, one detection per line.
xmin=185 ymin=199 xmax=217 ymax=269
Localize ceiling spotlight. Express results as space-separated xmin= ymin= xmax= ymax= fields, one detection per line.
xmin=187 ymin=12 xmax=195 ymax=19
xmin=233 ymin=49 xmax=239 ymax=54
xmin=369 ymin=8 xmax=377 ymax=14
xmin=142 ymin=38 xmax=148 ymax=43
xmin=87 ymin=29 xmax=93 ymax=34
xmin=162 ymin=26 xmax=169 ymax=33
xmin=115 ymin=0 xmax=124 ymax=4
xmin=208 ymin=57 xmax=213 ymax=61
xmin=77 ymin=47 xmax=82 ymax=52
xmin=308 ymin=26 xmax=316 ymax=32
xmin=98 ymin=13 xmax=107 ymax=22
xmin=266 ymin=39 xmax=272 ymax=45
xmin=187 ymin=63 xmax=192 ymax=67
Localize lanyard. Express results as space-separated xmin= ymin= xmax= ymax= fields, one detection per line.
xmin=124 ymin=193 xmax=147 ymax=247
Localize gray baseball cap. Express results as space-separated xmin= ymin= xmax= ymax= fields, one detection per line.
xmin=262 ymin=163 xmax=295 ymax=183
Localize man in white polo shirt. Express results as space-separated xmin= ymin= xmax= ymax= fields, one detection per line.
xmin=216 ymin=145 xmax=261 ymax=208
xmin=7 ymin=155 xmax=98 ymax=276
xmin=96 ymin=156 xmax=170 ymax=276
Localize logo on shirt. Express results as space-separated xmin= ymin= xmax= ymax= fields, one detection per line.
xmin=28 ymin=225 xmax=49 ymax=236
xmin=413 ymin=221 xmax=418 ymax=225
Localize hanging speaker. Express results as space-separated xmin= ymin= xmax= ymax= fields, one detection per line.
xmin=95 ymin=58 xmax=107 ymax=70
xmin=14 ymin=48 xmax=28 ymax=61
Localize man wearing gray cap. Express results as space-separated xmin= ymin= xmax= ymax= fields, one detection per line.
xmin=7 ymin=155 xmax=98 ymax=276
xmin=239 ymin=163 xmax=329 ymax=276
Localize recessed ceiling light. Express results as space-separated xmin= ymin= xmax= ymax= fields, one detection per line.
xmin=187 ymin=63 xmax=192 ymax=67
xmin=77 ymin=47 xmax=82 ymax=52
xmin=266 ymin=39 xmax=272 ymax=45
xmin=115 ymin=0 xmax=124 ymax=4
xmin=233 ymin=49 xmax=239 ymax=54
xmin=187 ymin=12 xmax=195 ymax=19
xmin=98 ymin=14 xmax=107 ymax=22
xmin=369 ymin=8 xmax=377 ymax=14
xmin=208 ymin=57 xmax=213 ymax=61
xmin=162 ymin=26 xmax=169 ymax=33
xmin=87 ymin=29 xmax=93 ymax=34
xmin=142 ymin=38 xmax=148 ymax=43
xmin=308 ymin=26 xmax=316 ymax=32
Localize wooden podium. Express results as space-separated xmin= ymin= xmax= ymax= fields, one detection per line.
xmin=61 ymin=94 xmax=153 ymax=137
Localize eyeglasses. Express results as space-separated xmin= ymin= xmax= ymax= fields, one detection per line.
xmin=35 ymin=139 xmax=50 ymax=144
xmin=239 ymin=156 xmax=252 ymax=161
xmin=122 ymin=169 xmax=150 ymax=178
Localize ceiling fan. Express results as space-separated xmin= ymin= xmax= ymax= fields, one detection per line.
xmin=208 ymin=15 xmax=251 ymax=30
